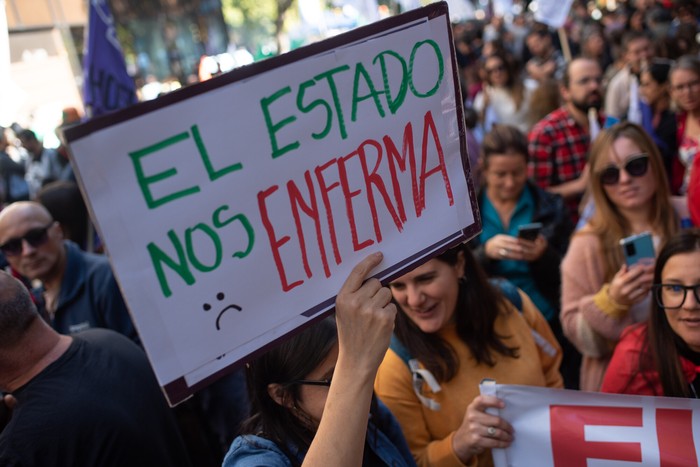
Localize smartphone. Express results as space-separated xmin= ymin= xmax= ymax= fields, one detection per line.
xmin=619 ymin=232 xmax=655 ymax=267
xmin=517 ymin=222 xmax=543 ymax=241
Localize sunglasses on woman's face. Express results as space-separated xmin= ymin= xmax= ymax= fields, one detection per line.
xmin=0 ymin=224 xmax=53 ymax=257
xmin=485 ymin=64 xmax=505 ymax=75
xmin=599 ymin=154 xmax=650 ymax=185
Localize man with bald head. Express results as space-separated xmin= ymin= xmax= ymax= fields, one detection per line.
xmin=0 ymin=201 xmax=137 ymax=341
xmin=0 ymin=271 xmax=191 ymax=466
xmin=528 ymin=57 xmax=604 ymax=223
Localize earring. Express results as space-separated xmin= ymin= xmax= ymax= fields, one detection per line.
xmin=459 ymin=276 xmax=468 ymax=286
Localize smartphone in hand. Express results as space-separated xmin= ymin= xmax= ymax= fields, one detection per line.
xmin=517 ymin=222 xmax=543 ymax=241
xmin=619 ymin=232 xmax=655 ymax=267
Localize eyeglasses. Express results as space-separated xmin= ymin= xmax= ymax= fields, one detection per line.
xmin=485 ymin=64 xmax=505 ymax=75
xmin=599 ymin=154 xmax=650 ymax=185
xmin=283 ymin=378 xmax=332 ymax=387
xmin=671 ymin=79 xmax=700 ymax=93
xmin=653 ymin=284 xmax=700 ymax=309
xmin=0 ymin=223 xmax=54 ymax=257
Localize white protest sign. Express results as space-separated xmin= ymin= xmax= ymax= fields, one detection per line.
xmin=533 ymin=0 xmax=574 ymax=28
xmin=65 ymin=2 xmax=478 ymax=405
xmin=479 ymin=383 xmax=700 ymax=467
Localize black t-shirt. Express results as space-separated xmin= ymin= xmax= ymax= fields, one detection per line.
xmin=0 ymin=329 xmax=192 ymax=467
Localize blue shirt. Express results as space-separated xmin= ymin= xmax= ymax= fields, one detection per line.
xmin=479 ymin=188 xmax=557 ymax=320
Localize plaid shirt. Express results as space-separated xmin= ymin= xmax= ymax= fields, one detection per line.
xmin=528 ymin=107 xmax=590 ymax=221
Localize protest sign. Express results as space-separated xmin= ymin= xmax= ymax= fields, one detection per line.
xmin=479 ymin=383 xmax=700 ymax=467
xmin=534 ymin=0 xmax=575 ymax=29
xmin=65 ymin=2 xmax=478 ymax=405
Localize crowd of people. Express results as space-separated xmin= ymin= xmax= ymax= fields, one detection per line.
xmin=1 ymin=0 xmax=700 ymax=465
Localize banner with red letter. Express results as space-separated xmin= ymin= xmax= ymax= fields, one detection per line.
xmin=65 ymin=3 xmax=478 ymax=405
xmin=479 ymin=383 xmax=700 ymax=467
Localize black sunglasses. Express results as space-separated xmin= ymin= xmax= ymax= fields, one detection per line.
xmin=599 ymin=154 xmax=650 ymax=185
xmin=0 ymin=223 xmax=54 ymax=256
xmin=485 ymin=64 xmax=506 ymax=74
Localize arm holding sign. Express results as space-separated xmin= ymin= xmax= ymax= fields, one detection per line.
xmin=304 ymin=252 xmax=398 ymax=466
xmin=225 ymin=253 xmax=413 ymax=467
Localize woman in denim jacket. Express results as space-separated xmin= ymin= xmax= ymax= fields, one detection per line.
xmin=223 ymin=253 xmax=415 ymax=467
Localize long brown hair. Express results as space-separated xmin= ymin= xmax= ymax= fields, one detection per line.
xmin=482 ymin=52 xmax=525 ymax=110
xmin=393 ymin=245 xmax=518 ymax=382
xmin=640 ymin=229 xmax=700 ymax=397
xmin=587 ymin=122 xmax=678 ymax=281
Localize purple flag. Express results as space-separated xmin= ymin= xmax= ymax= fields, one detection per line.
xmin=82 ymin=0 xmax=137 ymax=118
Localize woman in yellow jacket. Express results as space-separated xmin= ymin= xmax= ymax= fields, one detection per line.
xmin=374 ymin=245 xmax=562 ymax=467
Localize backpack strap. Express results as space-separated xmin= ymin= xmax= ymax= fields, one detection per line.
xmin=389 ymin=334 xmax=442 ymax=411
xmin=488 ymin=277 xmax=522 ymax=311
xmin=489 ymin=277 xmax=557 ymax=358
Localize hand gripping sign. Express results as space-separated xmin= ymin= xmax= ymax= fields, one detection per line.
xmin=480 ymin=383 xmax=700 ymax=467
xmin=64 ymin=2 xmax=479 ymax=405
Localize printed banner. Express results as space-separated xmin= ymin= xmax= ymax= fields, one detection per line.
xmin=479 ymin=383 xmax=700 ymax=467
xmin=65 ymin=2 xmax=478 ymax=405
xmin=82 ymin=0 xmax=137 ymax=117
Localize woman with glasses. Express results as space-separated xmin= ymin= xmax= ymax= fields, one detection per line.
xmin=670 ymin=55 xmax=700 ymax=195
xmin=601 ymin=229 xmax=700 ymax=397
xmin=223 ymin=253 xmax=415 ymax=467
xmin=473 ymin=52 xmax=534 ymax=136
xmin=560 ymin=122 xmax=687 ymax=392
xmin=375 ymin=245 xmax=562 ymax=467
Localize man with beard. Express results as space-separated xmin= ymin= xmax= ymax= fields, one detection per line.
xmin=604 ymin=31 xmax=654 ymax=122
xmin=528 ymin=58 xmax=604 ymax=223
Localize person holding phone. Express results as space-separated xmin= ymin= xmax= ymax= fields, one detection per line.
xmin=468 ymin=125 xmax=576 ymax=385
xmin=561 ymin=122 xmax=688 ymax=392
xmin=601 ymin=229 xmax=700 ymax=397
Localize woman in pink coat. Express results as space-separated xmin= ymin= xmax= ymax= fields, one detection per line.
xmin=560 ymin=122 xmax=686 ymax=391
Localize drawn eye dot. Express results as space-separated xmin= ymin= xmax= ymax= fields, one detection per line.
xmin=203 ymin=303 xmax=211 ymax=311
xmin=217 ymin=292 xmax=225 ymax=301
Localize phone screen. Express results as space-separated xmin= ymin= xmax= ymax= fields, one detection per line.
xmin=518 ymin=223 xmax=542 ymax=241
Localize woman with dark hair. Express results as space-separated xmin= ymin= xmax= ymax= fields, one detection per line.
xmin=469 ymin=125 xmax=577 ymax=387
xmin=224 ymin=253 xmax=414 ymax=467
xmin=639 ymin=59 xmax=677 ymax=187
xmin=560 ymin=122 xmax=688 ymax=392
xmin=375 ymin=245 xmax=562 ymax=467
xmin=601 ymin=228 xmax=700 ymax=397
xmin=473 ymin=52 xmax=534 ymax=135
xmin=470 ymin=125 xmax=573 ymax=325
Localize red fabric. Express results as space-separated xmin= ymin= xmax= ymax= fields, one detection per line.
xmin=689 ymin=151 xmax=700 ymax=226
xmin=674 ymin=112 xmax=690 ymax=195
xmin=528 ymin=107 xmax=591 ymax=221
xmin=601 ymin=324 xmax=699 ymax=396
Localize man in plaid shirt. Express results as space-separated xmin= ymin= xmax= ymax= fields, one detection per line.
xmin=528 ymin=58 xmax=604 ymax=223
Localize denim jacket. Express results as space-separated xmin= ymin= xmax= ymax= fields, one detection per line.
xmin=223 ymin=400 xmax=415 ymax=467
